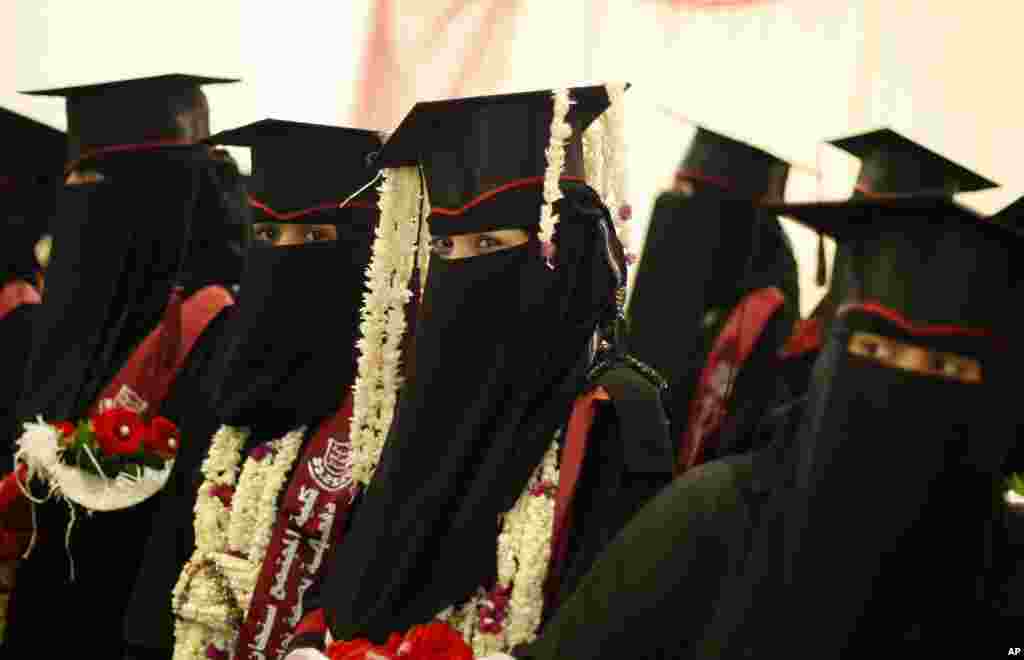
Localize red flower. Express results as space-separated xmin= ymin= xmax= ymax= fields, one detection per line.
xmin=327 ymin=639 xmax=396 ymax=660
xmin=53 ymin=422 xmax=77 ymax=447
xmin=327 ymin=623 xmax=469 ymax=660
xmin=401 ymin=622 xmax=472 ymax=660
xmin=145 ymin=416 xmax=180 ymax=458
xmin=53 ymin=422 xmax=76 ymax=438
xmin=92 ymin=408 xmax=145 ymax=456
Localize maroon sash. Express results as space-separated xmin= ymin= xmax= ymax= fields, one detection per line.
xmin=236 ymin=392 xmax=357 ymax=660
xmin=0 ymin=281 xmax=40 ymax=322
xmin=89 ymin=285 xmax=234 ymax=416
xmin=678 ymin=287 xmax=784 ymax=472
xmin=283 ymin=387 xmax=608 ymax=655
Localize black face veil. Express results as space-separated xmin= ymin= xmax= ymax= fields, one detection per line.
xmin=323 ymin=180 xmax=624 ymax=642
xmin=767 ymin=197 xmax=1022 ymax=650
xmin=16 ymin=145 xmax=250 ymax=424
xmin=213 ymin=209 xmax=376 ymax=440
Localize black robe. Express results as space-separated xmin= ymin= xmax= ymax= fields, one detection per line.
xmin=119 ymin=308 xmax=237 ymax=658
xmin=514 ymin=399 xmax=803 ymax=660
xmin=2 ymin=145 xmax=248 ymax=658
xmin=0 ymin=303 xmax=38 ymax=463
xmin=289 ymin=362 xmax=674 ymax=654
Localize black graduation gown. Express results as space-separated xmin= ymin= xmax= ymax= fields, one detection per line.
xmin=0 ymin=303 xmax=37 ymax=464
xmin=553 ymin=365 xmax=674 ymax=608
xmin=514 ymin=399 xmax=802 ymax=660
xmin=289 ymin=364 xmax=674 ymax=654
xmin=120 ymin=307 xmax=237 ymax=658
xmin=1 ymin=308 xmax=236 ymax=658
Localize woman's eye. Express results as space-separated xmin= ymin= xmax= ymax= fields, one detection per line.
xmin=253 ymin=227 xmax=277 ymax=243
xmin=429 ymin=238 xmax=453 ymax=255
xmin=477 ymin=235 xmax=502 ymax=250
xmin=862 ymin=341 xmax=884 ymax=358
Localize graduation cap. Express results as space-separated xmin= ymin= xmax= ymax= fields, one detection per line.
xmin=23 ymin=73 xmax=239 ymax=161
xmin=377 ymin=85 xmax=614 ymax=234
xmin=991 ymin=195 xmax=1024 ymax=230
xmin=676 ymin=125 xmax=790 ymax=201
xmin=762 ymin=194 xmax=1021 ymax=331
xmin=0 ymin=107 xmax=66 ymax=183
xmin=207 ymin=118 xmax=383 ymax=223
xmin=830 ymin=128 xmax=997 ymax=196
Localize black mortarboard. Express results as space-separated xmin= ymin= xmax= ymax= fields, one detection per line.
xmin=0 ymin=107 xmax=66 ymax=182
xmin=23 ymin=73 xmax=239 ymax=161
xmin=829 ymin=128 xmax=997 ymax=196
xmin=763 ymin=195 xmax=1021 ymax=330
xmin=207 ymin=118 xmax=383 ymax=222
xmin=991 ymin=195 xmax=1024 ymax=230
xmin=677 ymin=126 xmax=790 ymax=200
xmin=377 ymin=86 xmax=613 ymax=232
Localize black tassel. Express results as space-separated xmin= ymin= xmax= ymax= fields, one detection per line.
xmin=816 ymin=231 xmax=827 ymax=287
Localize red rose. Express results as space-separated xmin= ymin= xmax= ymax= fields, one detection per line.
xmin=145 ymin=416 xmax=180 ymax=458
xmin=53 ymin=422 xmax=75 ymax=438
xmin=53 ymin=422 xmax=77 ymax=447
xmin=92 ymin=408 xmax=145 ymax=456
xmin=401 ymin=622 xmax=472 ymax=660
xmin=327 ymin=639 xmax=396 ymax=660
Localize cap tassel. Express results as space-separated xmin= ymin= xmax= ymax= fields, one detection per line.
xmin=815 ymin=232 xmax=827 ymax=287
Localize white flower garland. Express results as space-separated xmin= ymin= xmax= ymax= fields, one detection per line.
xmin=539 ymin=89 xmax=573 ymax=246
xmin=172 ymin=425 xmax=305 ymax=660
xmin=436 ymin=437 xmax=561 ymax=656
xmin=600 ymin=82 xmax=633 ymax=262
xmin=348 ymin=167 xmax=424 ymax=487
xmin=583 ymin=117 xmax=606 ymax=201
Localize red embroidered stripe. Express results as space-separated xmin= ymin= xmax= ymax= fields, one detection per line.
xmin=429 ymin=176 xmax=586 ymax=216
xmin=674 ymin=169 xmax=732 ymax=191
xmin=66 ymin=138 xmax=194 ymax=173
xmin=838 ymin=302 xmax=993 ymax=338
xmin=248 ymin=195 xmax=378 ymax=221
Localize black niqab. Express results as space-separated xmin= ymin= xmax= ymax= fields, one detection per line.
xmin=214 ymin=209 xmax=375 ymax=442
xmin=15 ymin=144 xmax=249 ymax=426
xmin=323 ymin=181 xmax=623 ymax=642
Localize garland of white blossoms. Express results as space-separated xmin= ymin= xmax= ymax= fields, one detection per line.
xmin=347 ymin=167 xmax=424 ymax=487
xmin=583 ymin=114 xmax=606 ymax=200
xmin=436 ymin=437 xmax=561 ymax=657
xmin=538 ymin=89 xmax=573 ymax=246
xmin=171 ymin=425 xmax=305 ymax=660
xmin=600 ymin=82 xmax=633 ymax=262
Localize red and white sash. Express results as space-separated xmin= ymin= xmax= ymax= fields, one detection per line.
xmin=678 ymin=287 xmax=785 ymax=473
xmin=236 ymin=394 xmax=358 ymax=660
xmin=90 ymin=285 xmax=234 ymax=416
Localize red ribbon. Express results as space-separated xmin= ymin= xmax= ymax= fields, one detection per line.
xmin=429 ymin=176 xmax=586 ymax=217
xmin=838 ymin=302 xmax=994 ymax=339
xmin=248 ymin=196 xmax=379 ymax=221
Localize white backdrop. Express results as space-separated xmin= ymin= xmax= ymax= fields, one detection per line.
xmin=3 ymin=0 xmax=1020 ymax=316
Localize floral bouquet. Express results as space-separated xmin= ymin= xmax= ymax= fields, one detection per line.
xmin=14 ymin=406 xmax=181 ymax=512
xmin=327 ymin=622 xmax=473 ymax=660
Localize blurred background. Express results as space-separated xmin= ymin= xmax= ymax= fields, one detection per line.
xmin=3 ymin=0 xmax=1018 ymax=315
